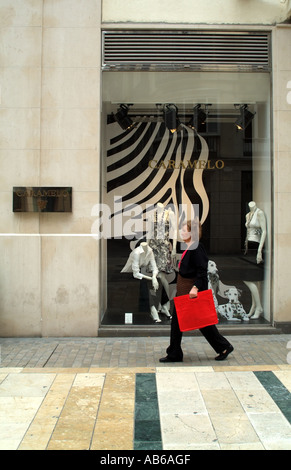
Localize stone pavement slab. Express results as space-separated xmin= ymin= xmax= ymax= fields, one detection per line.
xmin=0 ymin=365 xmax=290 ymax=450
xmin=0 ymin=335 xmax=291 ymax=451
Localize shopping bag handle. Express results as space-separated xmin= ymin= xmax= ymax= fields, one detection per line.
xmin=189 ymin=293 xmax=199 ymax=300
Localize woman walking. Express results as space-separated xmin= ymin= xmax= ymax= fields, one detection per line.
xmin=159 ymin=219 xmax=234 ymax=363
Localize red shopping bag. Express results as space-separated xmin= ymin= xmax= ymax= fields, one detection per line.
xmin=174 ymin=289 xmax=218 ymax=332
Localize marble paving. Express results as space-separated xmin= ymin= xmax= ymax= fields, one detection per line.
xmin=0 ymin=364 xmax=290 ymax=450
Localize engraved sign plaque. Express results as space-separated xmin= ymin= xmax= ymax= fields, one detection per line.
xmin=13 ymin=187 xmax=72 ymax=213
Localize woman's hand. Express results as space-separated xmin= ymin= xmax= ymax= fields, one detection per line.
xmin=189 ymin=286 xmax=198 ymax=298
xmin=256 ymin=249 xmax=263 ymax=264
xmin=152 ymin=276 xmax=159 ymax=291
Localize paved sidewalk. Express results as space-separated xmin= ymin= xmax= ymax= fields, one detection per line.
xmin=0 ymin=334 xmax=290 ymax=368
xmin=0 ymin=335 xmax=291 ymax=451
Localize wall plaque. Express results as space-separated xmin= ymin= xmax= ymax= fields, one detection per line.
xmin=13 ymin=187 xmax=72 ymax=213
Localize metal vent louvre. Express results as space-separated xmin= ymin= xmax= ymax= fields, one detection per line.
xmin=102 ymin=30 xmax=271 ymax=71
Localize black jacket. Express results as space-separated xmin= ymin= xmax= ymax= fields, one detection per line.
xmin=178 ymin=242 xmax=209 ymax=291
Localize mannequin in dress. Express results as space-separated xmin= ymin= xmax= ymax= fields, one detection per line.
xmin=147 ymin=202 xmax=177 ymax=318
xmin=243 ymin=201 xmax=267 ymax=319
xmin=121 ymin=242 xmax=162 ymax=322
xmin=244 ymin=201 xmax=266 ymax=264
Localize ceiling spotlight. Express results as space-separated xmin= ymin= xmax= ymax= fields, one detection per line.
xmin=187 ymin=104 xmax=207 ymax=130
xmin=235 ymin=104 xmax=256 ymax=131
xmin=163 ymin=104 xmax=183 ymax=133
xmin=114 ymin=104 xmax=135 ymax=130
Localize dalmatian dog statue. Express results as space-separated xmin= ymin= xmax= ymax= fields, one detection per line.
xmin=217 ymin=287 xmax=249 ymax=322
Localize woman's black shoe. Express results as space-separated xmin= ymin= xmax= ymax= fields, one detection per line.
xmin=159 ymin=356 xmax=183 ymax=363
xmin=215 ymin=345 xmax=234 ymax=361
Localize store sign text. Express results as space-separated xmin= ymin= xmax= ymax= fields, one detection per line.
xmin=13 ymin=187 xmax=72 ymax=212
xmin=148 ymin=159 xmax=225 ymax=170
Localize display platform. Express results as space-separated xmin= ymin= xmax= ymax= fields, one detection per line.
xmin=102 ymin=241 xmax=270 ymax=328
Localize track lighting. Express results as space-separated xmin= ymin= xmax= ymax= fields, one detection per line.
xmin=110 ymin=103 xmax=256 ymax=132
xmin=234 ymin=104 xmax=256 ymax=131
xmin=163 ymin=104 xmax=183 ymax=133
xmin=114 ymin=104 xmax=135 ymax=130
xmin=187 ymin=104 xmax=207 ymax=131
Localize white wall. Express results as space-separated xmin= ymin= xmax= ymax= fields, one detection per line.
xmin=102 ymin=0 xmax=290 ymax=25
xmin=272 ymin=25 xmax=291 ymax=325
xmin=0 ymin=0 xmax=102 ymax=336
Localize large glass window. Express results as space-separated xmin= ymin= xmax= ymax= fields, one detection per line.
xmin=97 ymin=71 xmax=272 ymax=327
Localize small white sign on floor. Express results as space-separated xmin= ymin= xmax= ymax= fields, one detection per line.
xmin=125 ymin=313 xmax=133 ymax=324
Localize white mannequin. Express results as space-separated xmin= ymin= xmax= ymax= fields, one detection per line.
xmin=244 ymin=201 xmax=266 ymax=264
xmin=147 ymin=202 xmax=177 ymax=318
xmin=243 ymin=201 xmax=267 ymax=319
xmin=121 ymin=242 xmax=161 ymax=322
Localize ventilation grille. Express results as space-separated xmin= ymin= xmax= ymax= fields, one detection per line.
xmin=102 ymin=30 xmax=271 ymax=71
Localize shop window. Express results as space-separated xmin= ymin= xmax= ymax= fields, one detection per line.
xmin=98 ymin=71 xmax=272 ymax=327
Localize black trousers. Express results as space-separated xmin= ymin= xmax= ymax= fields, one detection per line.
xmin=166 ymin=274 xmax=232 ymax=360
xmin=166 ymin=308 xmax=231 ymax=360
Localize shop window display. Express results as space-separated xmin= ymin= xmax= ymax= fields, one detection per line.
xmin=99 ymin=71 xmax=272 ymax=327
